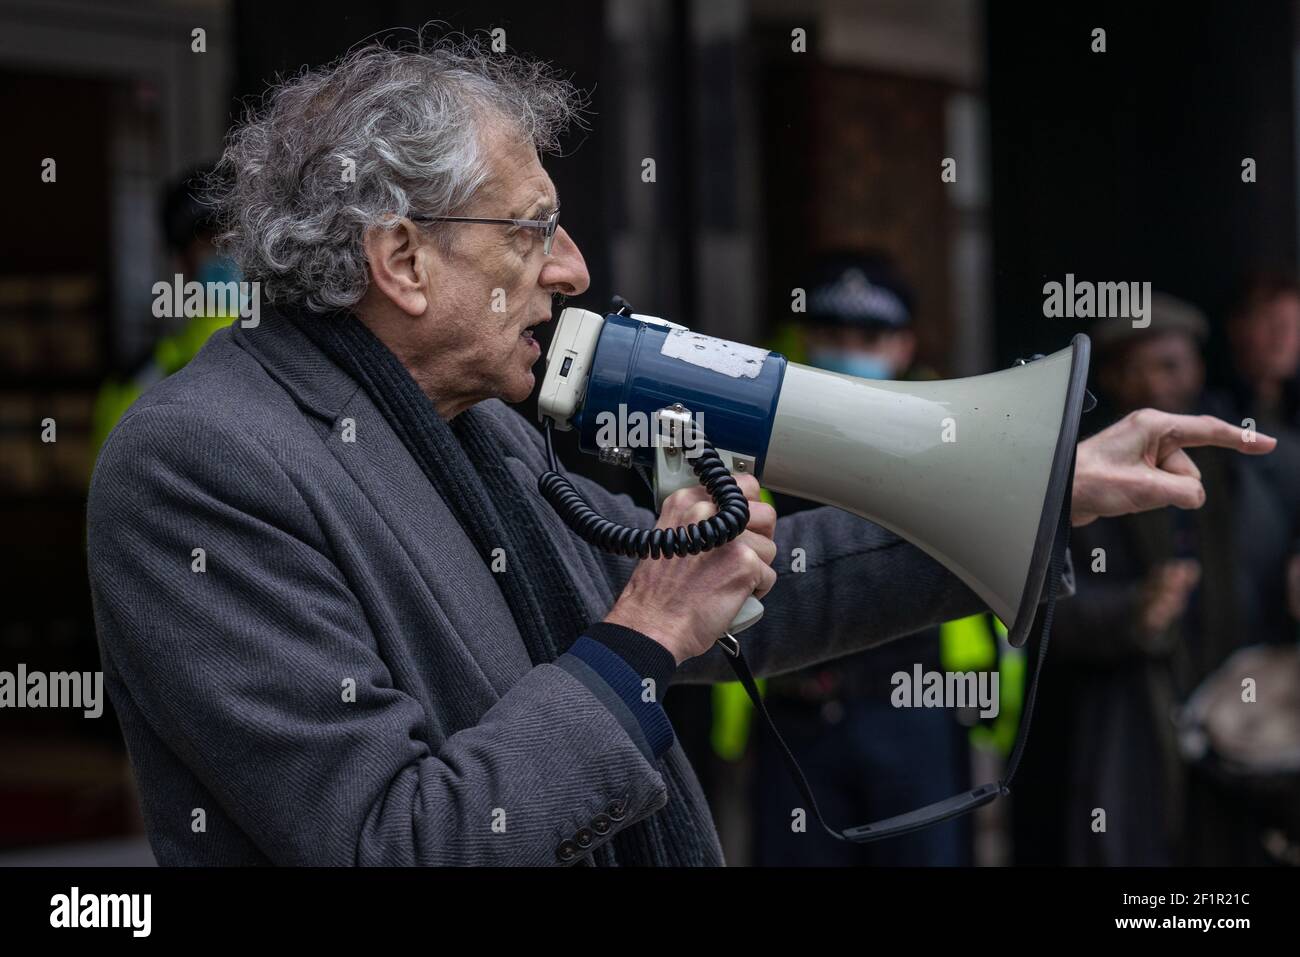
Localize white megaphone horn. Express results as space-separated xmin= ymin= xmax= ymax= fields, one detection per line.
xmin=537 ymin=303 xmax=1091 ymax=650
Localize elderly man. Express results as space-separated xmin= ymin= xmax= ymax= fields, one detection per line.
xmin=87 ymin=41 xmax=1274 ymax=866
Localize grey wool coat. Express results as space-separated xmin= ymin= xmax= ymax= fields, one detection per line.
xmin=86 ymin=313 xmax=1068 ymax=866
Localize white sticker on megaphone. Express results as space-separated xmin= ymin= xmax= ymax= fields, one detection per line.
xmin=660 ymin=328 xmax=769 ymax=379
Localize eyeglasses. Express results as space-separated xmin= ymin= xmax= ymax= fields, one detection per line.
xmin=410 ymin=206 xmax=561 ymax=255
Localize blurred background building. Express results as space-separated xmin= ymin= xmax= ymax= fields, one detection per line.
xmin=1 ymin=0 xmax=1297 ymax=865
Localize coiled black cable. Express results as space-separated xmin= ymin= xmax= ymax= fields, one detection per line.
xmin=538 ymin=417 xmax=750 ymax=559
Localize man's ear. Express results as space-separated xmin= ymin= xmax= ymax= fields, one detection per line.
xmin=363 ymin=219 xmax=431 ymax=317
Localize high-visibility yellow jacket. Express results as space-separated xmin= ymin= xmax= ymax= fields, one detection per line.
xmin=92 ymin=314 xmax=231 ymax=462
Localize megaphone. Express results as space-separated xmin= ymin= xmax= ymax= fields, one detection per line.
xmin=538 ymin=302 xmax=1090 ymax=650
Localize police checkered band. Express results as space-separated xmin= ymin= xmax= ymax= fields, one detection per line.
xmin=808 ymin=268 xmax=910 ymax=327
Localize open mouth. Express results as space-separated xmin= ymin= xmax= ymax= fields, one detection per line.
xmin=520 ymin=315 xmax=551 ymax=343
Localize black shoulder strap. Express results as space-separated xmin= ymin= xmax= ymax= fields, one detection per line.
xmin=724 ymin=470 xmax=1073 ymax=844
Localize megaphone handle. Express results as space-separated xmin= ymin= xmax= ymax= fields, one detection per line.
xmin=731 ymin=594 xmax=765 ymax=632
xmin=651 ymin=434 xmax=765 ymax=652
xmin=718 ymin=595 xmax=764 ymax=656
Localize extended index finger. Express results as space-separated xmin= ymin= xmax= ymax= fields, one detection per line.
xmin=1162 ymin=413 xmax=1277 ymax=455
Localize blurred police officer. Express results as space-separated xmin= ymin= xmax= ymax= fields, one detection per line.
xmin=752 ymin=251 xmax=973 ymax=867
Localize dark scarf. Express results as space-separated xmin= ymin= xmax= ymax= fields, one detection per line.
xmin=287 ymin=304 xmax=714 ymax=866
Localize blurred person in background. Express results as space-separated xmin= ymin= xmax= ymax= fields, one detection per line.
xmin=1014 ymin=293 xmax=1300 ymax=865
xmin=1209 ymin=273 xmax=1300 ymax=634
xmin=748 ymin=251 xmax=975 ymax=866
xmin=90 ymin=164 xmax=241 ymax=455
xmin=1218 ymin=272 xmax=1300 ymax=434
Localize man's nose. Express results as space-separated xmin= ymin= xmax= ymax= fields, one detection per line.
xmin=540 ymin=226 xmax=590 ymax=297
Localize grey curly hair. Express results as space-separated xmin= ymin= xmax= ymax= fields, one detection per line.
xmin=205 ymin=34 xmax=586 ymax=313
